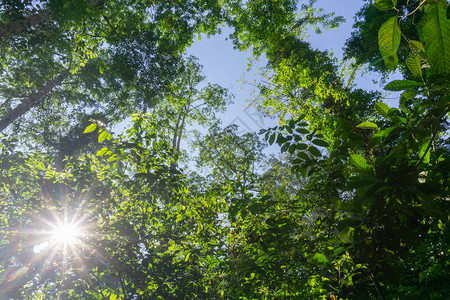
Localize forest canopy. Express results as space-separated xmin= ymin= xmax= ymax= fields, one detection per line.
xmin=0 ymin=0 xmax=449 ymax=299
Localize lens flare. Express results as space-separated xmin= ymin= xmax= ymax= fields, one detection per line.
xmin=51 ymin=222 xmax=82 ymax=246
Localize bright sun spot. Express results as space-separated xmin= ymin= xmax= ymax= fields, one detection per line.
xmin=51 ymin=223 xmax=82 ymax=246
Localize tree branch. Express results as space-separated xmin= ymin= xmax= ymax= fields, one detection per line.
xmin=0 ymin=69 xmax=71 ymax=132
xmin=0 ymin=0 xmax=105 ymax=37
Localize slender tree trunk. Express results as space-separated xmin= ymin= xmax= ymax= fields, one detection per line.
xmin=0 ymin=69 xmax=71 ymax=133
xmin=176 ymin=107 xmax=188 ymax=153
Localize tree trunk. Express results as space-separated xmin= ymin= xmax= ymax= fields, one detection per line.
xmin=0 ymin=69 xmax=71 ymax=133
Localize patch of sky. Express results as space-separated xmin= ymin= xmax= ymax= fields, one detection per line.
xmin=187 ymin=0 xmax=402 ymax=143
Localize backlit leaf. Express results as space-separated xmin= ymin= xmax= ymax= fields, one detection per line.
xmin=419 ymin=1 xmax=450 ymax=74
xmin=356 ymin=122 xmax=378 ymax=129
xmin=350 ymin=154 xmax=372 ymax=173
xmin=373 ymin=0 xmax=397 ymax=10
xmin=406 ymin=54 xmax=422 ymax=77
xmin=384 ymin=80 xmax=423 ymax=91
xmin=375 ymin=102 xmax=389 ymax=118
xmin=83 ymin=123 xmax=97 ymax=133
xmin=98 ymin=131 xmax=109 ymax=143
xmin=378 ymin=16 xmax=401 ymax=70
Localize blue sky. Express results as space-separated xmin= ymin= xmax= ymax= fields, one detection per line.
xmin=187 ymin=0 xmax=401 ymax=136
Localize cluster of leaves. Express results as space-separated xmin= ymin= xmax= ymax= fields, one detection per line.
xmin=0 ymin=0 xmax=449 ymax=299
xmin=252 ymin=0 xmax=450 ymax=298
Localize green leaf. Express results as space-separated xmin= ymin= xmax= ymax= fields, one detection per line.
xmin=311 ymin=253 xmax=328 ymax=263
xmin=406 ymin=54 xmax=423 ymax=77
xmin=286 ymin=145 xmax=294 ymax=154
xmin=312 ymin=139 xmax=329 ymax=147
xmin=83 ymin=123 xmax=97 ymax=133
xmin=373 ymin=0 xmax=397 ymax=11
xmin=356 ymin=122 xmax=378 ymax=129
xmin=268 ymin=133 xmax=276 ymax=145
xmin=308 ymin=145 xmax=322 ymax=157
xmin=384 ymin=80 xmax=423 ymax=91
xmin=378 ymin=16 xmax=401 ymax=70
xmin=98 ymin=131 xmax=109 ymax=143
xmin=96 ymin=147 xmax=108 ymax=156
xmin=297 ymin=128 xmax=310 ymax=134
xmin=295 ymin=143 xmax=308 ymax=150
xmin=297 ymin=151 xmax=309 ymax=160
xmin=369 ymin=132 xmax=384 ymax=147
xmin=350 ymin=154 xmax=372 ymax=173
xmin=375 ymin=102 xmax=390 ymax=118
xmin=419 ymin=1 xmax=450 ymax=74
xmin=281 ymin=143 xmax=289 ymax=153
xmin=409 ymin=40 xmax=426 ymax=58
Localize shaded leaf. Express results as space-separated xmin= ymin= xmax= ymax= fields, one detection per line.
xmin=297 ymin=151 xmax=309 ymax=160
xmin=312 ymin=139 xmax=329 ymax=147
xmin=295 ymin=143 xmax=308 ymax=150
xmin=268 ymin=133 xmax=276 ymax=145
xmin=308 ymin=145 xmax=322 ymax=157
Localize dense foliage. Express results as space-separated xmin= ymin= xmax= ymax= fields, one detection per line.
xmin=0 ymin=0 xmax=449 ymax=299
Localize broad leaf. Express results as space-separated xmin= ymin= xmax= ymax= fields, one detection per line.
xmin=268 ymin=133 xmax=276 ymax=145
xmin=409 ymin=40 xmax=426 ymax=58
xmin=374 ymin=102 xmax=390 ymax=118
xmin=406 ymin=54 xmax=422 ymax=77
xmin=373 ymin=0 xmax=397 ymax=11
xmin=308 ymin=145 xmax=322 ymax=157
xmin=83 ymin=123 xmax=97 ymax=133
xmin=295 ymin=143 xmax=308 ymax=150
xmin=419 ymin=1 xmax=450 ymax=74
xmin=297 ymin=151 xmax=309 ymax=160
xmin=96 ymin=147 xmax=108 ymax=156
xmin=312 ymin=139 xmax=330 ymax=147
xmin=384 ymin=79 xmax=423 ymax=91
xmin=350 ymin=154 xmax=372 ymax=173
xmin=356 ymin=122 xmax=378 ymax=129
xmin=98 ymin=131 xmax=109 ymax=143
xmin=378 ymin=16 xmax=401 ymax=70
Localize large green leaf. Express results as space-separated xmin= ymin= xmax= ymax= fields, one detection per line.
xmin=406 ymin=54 xmax=422 ymax=77
xmin=419 ymin=1 xmax=450 ymax=74
xmin=83 ymin=123 xmax=97 ymax=133
xmin=409 ymin=40 xmax=426 ymax=58
xmin=356 ymin=122 xmax=378 ymax=129
xmin=373 ymin=0 xmax=397 ymax=11
xmin=312 ymin=139 xmax=329 ymax=147
xmin=384 ymin=79 xmax=423 ymax=91
xmin=378 ymin=16 xmax=401 ymax=70
xmin=350 ymin=154 xmax=372 ymax=174
xmin=374 ymin=102 xmax=390 ymax=118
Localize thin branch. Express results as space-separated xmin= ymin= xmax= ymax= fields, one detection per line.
xmin=403 ymin=0 xmax=427 ymax=18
